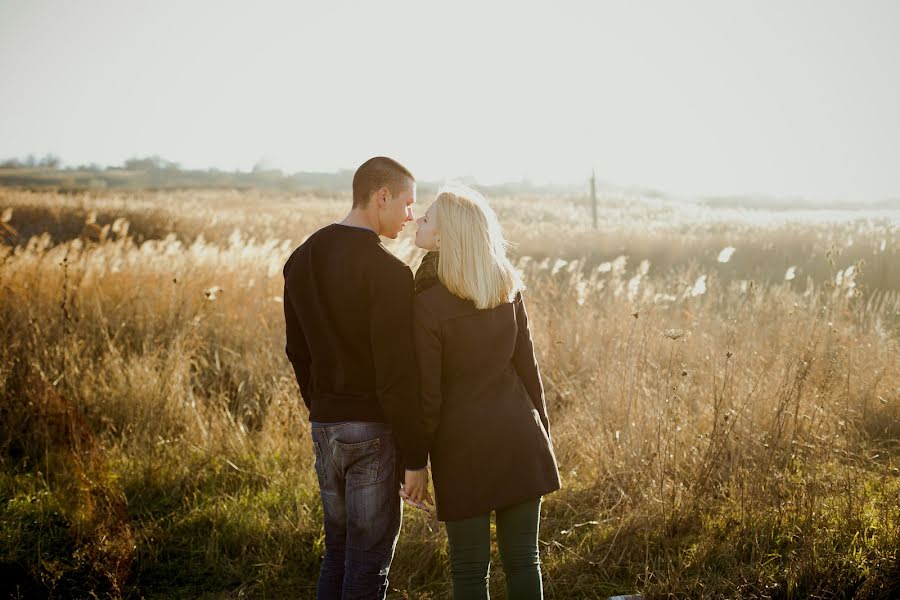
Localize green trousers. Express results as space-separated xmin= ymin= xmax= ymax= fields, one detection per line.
xmin=443 ymin=497 xmax=543 ymax=600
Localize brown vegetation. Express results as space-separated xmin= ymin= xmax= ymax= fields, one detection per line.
xmin=1 ymin=188 xmax=898 ymax=598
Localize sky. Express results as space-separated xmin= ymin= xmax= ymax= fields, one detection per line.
xmin=1 ymin=0 xmax=899 ymax=203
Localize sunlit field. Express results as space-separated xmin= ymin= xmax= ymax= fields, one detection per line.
xmin=1 ymin=187 xmax=899 ymax=599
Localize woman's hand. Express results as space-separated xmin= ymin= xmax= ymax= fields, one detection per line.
xmin=400 ymin=468 xmax=434 ymax=512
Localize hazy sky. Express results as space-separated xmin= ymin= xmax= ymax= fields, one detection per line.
xmin=1 ymin=0 xmax=899 ymax=202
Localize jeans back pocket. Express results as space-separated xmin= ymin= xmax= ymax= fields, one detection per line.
xmin=335 ymin=437 xmax=381 ymax=486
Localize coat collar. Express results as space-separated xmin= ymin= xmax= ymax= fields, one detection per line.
xmin=415 ymin=251 xmax=440 ymax=294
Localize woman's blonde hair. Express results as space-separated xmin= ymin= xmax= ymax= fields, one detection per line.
xmin=434 ymin=184 xmax=524 ymax=309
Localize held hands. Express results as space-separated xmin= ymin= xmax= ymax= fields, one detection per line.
xmin=400 ymin=468 xmax=435 ymax=516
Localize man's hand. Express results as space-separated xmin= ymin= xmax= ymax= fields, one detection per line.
xmin=401 ymin=468 xmax=434 ymax=507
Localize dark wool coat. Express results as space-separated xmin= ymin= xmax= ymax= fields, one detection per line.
xmin=413 ymin=256 xmax=561 ymax=521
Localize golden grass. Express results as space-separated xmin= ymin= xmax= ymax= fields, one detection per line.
xmin=1 ymin=188 xmax=899 ymax=598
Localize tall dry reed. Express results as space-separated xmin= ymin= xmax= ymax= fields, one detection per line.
xmin=1 ymin=188 xmax=898 ymax=598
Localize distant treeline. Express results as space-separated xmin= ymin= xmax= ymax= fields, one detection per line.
xmin=0 ymin=155 xmax=359 ymax=194
xmin=0 ymin=154 xmax=579 ymax=197
xmin=3 ymin=155 xmax=897 ymax=209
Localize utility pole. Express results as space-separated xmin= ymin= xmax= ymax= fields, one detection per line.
xmin=591 ymin=170 xmax=597 ymax=229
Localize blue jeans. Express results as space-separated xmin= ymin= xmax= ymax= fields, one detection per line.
xmin=311 ymin=422 xmax=402 ymax=600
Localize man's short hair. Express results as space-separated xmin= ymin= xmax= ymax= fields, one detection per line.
xmin=352 ymin=157 xmax=414 ymax=209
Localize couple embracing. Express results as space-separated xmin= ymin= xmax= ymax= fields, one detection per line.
xmin=283 ymin=157 xmax=561 ymax=599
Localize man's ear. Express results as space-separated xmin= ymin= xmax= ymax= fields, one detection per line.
xmin=368 ymin=188 xmax=386 ymax=209
xmin=377 ymin=186 xmax=391 ymax=207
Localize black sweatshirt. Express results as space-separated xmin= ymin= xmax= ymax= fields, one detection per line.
xmin=282 ymin=224 xmax=426 ymax=469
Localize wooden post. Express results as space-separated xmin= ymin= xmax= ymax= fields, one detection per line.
xmin=591 ymin=170 xmax=597 ymax=229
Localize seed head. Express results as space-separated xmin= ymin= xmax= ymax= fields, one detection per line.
xmin=204 ymin=285 xmax=223 ymax=301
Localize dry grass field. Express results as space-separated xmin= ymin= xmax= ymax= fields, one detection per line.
xmin=1 ymin=187 xmax=899 ymax=599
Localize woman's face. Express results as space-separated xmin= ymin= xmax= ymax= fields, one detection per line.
xmin=414 ymin=202 xmax=440 ymax=250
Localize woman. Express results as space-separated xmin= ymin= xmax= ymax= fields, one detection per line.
xmin=410 ymin=185 xmax=561 ymax=599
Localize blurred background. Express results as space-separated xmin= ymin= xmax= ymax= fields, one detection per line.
xmin=1 ymin=2 xmax=899 ymax=599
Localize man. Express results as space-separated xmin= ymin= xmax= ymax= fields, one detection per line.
xmin=283 ymin=156 xmax=432 ymax=599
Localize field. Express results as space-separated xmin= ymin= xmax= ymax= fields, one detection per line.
xmin=1 ymin=187 xmax=899 ymax=599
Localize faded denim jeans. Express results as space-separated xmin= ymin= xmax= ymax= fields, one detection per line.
xmin=311 ymin=422 xmax=402 ymax=600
